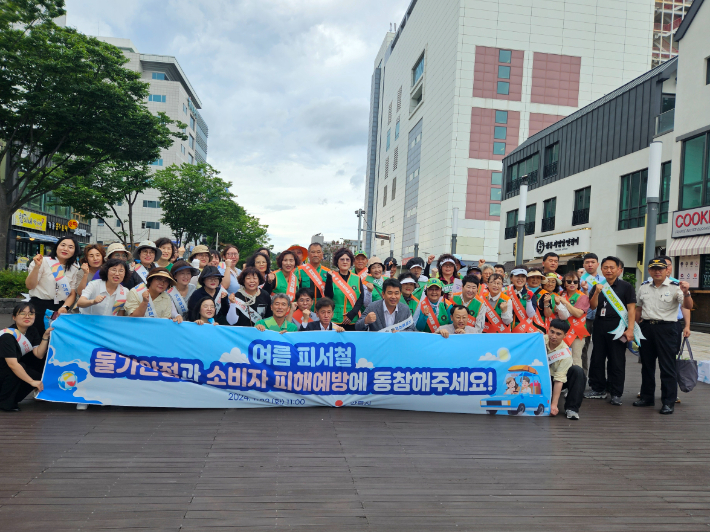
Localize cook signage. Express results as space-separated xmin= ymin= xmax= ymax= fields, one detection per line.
xmin=672 ymin=206 xmax=710 ymax=238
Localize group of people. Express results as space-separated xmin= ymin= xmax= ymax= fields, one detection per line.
xmin=0 ymin=235 xmax=694 ymax=421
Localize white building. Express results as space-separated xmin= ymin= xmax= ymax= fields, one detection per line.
xmin=498 ymin=0 xmax=710 ymax=325
xmin=363 ymin=0 xmax=656 ymax=265
xmin=89 ymin=37 xmax=208 ymax=245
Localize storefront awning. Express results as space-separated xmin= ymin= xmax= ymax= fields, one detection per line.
xmin=524 ymin=254 xmax=584 ymax=268
xmin=668 ymin=235 xmax=710 ymax=256
xmin=15 ymin=230 xmax=58 ymax=243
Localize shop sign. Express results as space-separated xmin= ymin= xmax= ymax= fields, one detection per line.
xmin=672 ymin=206 xmax=710 ymax=238
xmin=678 ymin=255 xmax=700 ymax=288
xmin=533 ymin=229 xmax=591 ymax=257
xmin=67 ymin=219 xmax=78 ymax=230
xmin=11 ymin=209 xmax=47 ymax=231
xmin=47 ymin=220 xmax=70 ymax=232
xmin=74 ymin=228 xmax=89 ymax=237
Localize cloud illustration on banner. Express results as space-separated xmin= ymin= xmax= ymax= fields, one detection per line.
xmin=478 ymin=353 xmax=498 ymax=361
xmin=220 ymin=347 xmax=249 ymax=364
xmin=530 ymin=359 xmax=544 ymax=366
xmin=479 ymin=348 xmax=512 ymax=362
xmin=356 ymin=358 xmax=374 ymax=369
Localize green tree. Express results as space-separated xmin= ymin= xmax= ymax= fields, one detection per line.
xmin=0 ymin=0 xmax=183 ymax=267
xmin=53 ymin=162 xmax=153 ymax=247
xmin=153 ymin=162 xmax=269 ymax=256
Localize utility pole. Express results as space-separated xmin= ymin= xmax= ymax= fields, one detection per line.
xmin=516 ymin=175 xmax=529 ymax=264
xmin=355 ymin=209 xmax=366 ymax=251
xmin=414 ymin=223 xmax=420 ymax=258
xmin=644 ymin=141 xmax=663 ymax=279
xmin=451 ymin=208 xmax=459 ymax=254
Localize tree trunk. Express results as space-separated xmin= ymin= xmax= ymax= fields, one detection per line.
xmin=0 ymin=196 xmax=11 ymax=269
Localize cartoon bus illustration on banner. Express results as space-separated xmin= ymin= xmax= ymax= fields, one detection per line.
xmin=480 ymin=365 xmax=549 ymax=416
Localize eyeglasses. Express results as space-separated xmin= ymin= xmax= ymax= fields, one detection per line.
xmin=565 ymin=280 xmax=578 ymax=285
xmin=16 ymin=312 xmax=35 ymax=318
xmin=225 ymin=253 xmax=239 ymax=258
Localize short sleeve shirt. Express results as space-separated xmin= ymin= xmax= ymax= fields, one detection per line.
xmin=544 ymin=335 xmax=572 ymax=383
xmin=124 ymin=288 xmax=173 ymax=319
xmin=80 ymin=280 xmax=128 ymax=316
xmin=27 ymin=257 xmax=84 ymax=301
xmin=636 ymin=278 xmax=684 ymax=321
xmin=595 ymin=278 xmax=636 ymax=323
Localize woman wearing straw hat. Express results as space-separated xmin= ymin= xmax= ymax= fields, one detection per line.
xmin=189 ymin=245 xmax=211 ymax=271
xmin=188 ymin=266 xmax=230 ymax=323
xmin=166 ymin=260 xmax=199 ymax=320
xmin=537 ymin=273 xmax=571 ymax=330
xmin=124 ymin=267 xmax=181 ymax=321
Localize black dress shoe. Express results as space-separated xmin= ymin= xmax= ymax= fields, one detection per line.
xmin=633 ymin=399 xmax=654 ymax=407
xmin=659 ymin=404 xmax=674 ymax=415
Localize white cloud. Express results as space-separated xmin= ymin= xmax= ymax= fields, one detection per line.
xmin=219 ymin=347 xmax=249 ymax=364
xmin=356 ymin=358 xmax=374 ymax=369
xmin=530 ymin=359 xmax=544 ymax=366
xmin=478 ymin=353 xmax=498 ymax=361
xmin=64 ymin=0 xmax=411 ymax=251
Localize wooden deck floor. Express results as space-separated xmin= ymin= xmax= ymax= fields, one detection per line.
xmin=1 ymin=354 xmax=709 ymax=531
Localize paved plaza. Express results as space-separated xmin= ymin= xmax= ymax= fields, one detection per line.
xmin=1 ymin=351 xmax=710 ymax=531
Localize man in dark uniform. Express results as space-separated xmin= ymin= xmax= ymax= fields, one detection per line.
xmin=584 ymin=256 xmax=636 ymax=406
xmin=633 ymin=258 xmax=694 ymax=414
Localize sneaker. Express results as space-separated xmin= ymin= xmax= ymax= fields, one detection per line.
xmin=584 ymin=390 xmax=607 ymax=399
xmin=76 ymin=404 xmax=88 ymax=411
xmin=610 ymin=395 xmax=622 ymax=406
xmin=566 ymin=410 xmax=579 ymax=420
xmin=562 ymin=389 xmax=568 ymax=398
xmin=628 ymin=341 xmax=639 ymax=356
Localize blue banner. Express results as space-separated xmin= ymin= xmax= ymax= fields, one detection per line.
xmin=39 ymin=315 xmax=553 ymax=416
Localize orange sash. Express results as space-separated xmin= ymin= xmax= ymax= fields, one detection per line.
xmin=506 ymin=287 xmax=538 ymax=333
xmin=481 ymin=294 xmax=510 ymax=333
xmin=301 ymin=263 xmax=326 ymax=293
xmin=479 ymin=285 xmax=489 ymax=299
xmin=332 ymin=272 xmax=357 ymax=306
xmin=283 ymin=270 xmax=298 ymax=301
xmin=293 ymin=309 xmax=314 ymax=324
xmin=356 ymin=268 xmax=369 ymax=282
xmin=420 ymin=297 xmax=441 ymax=333
xmin=562 ymin=292 xmax=590 ymax=345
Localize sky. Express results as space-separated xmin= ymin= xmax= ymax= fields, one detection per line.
xmin=64 ymin=0 xmax=410 ymax=251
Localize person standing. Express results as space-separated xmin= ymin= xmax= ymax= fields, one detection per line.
xmin=76 ymin=244 xmax=106 ymax=298
xmin=24 ymin=235 xmax=83 ymax=341
xmin=584 ymin=256 xmax=636 ymax=406
xmin=77 ymin=259 xmax=130 ymax=316
xmin=556 ymin=271 xmax=590 ymax=371
xmin=166 ymin=260 xmax=198 ymax=320
xmin=353 ymin=251 xmax=369 ymax=285
xmin=506 ymin=267 xmax=541 ymax=333
xmin=245 ymin=252 xmax=272 ymax=292
xmin=131 ymin=241 xmax=160 ymax=285
xmin=227 ymin=267 xmax=272 ymax=327
xmin=405 ymin=257 xmax=428 ymax=288
xmin=453 ymin=276 xmax=485 ymax=333
xmin=125 ymin=268 xmax=182 ymax=322
xmin=633 ymin=258 xmax=694 ymax=415
xmin=363 ymin=256 xmax=386 ymax=306
xmin=154 ymin=237 xmax=177 ymax=271
xmin=398 ymin=273 xmax=421 ymax=314
xmin=579 ymin=253 xmax=603 ymax=375
xmin=324 ymin=247 xmax=364 ymax=330
xmin=413 ymin=279 xmax=452 ymax=333
xmin=219 ymin=245 xmax=242 ymax=295
xmin=542 ymin=252 xmax=559 ymax=275
xmin=480 ymin=274 xmax=512 ymax=333
xmin=298 ymin=242 xmax=330 ymax=309
xmin=265 ymin=250 xmax=301 ymax=301
xmin=188 ymin=266 xmax=230 ymax=322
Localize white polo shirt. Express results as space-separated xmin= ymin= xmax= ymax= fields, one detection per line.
xmin=79 ymin=280 xmax=128 ymax=316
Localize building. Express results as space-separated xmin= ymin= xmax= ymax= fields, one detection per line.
xmin=498 ymin=0 xmax=710 ymax=324
xmin=362 ymin=0 xmax=655 ymax=265
xmin=89 ymin=37 xmax=208 ymax=245
xmin=652 ymin=0 xmax=694 ymax=67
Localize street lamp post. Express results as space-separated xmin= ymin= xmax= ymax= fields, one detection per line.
xmin=516 ymin=175 xmax=529 ymax=264
xmin=644 ymin=141 xmax=663 ymax=279
xmin=355 ymin=209 xmax=366 ymax=251
xmin=413 ymin=223 xmax=420 ymax=259
xmin=451 ymin=208 xmax=459 ymax=255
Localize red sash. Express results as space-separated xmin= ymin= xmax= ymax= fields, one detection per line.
xmin=420 ymin=297 xmax=441 ymax=333
xmin=292 ymin=309 xmax=313 ymax=324
xmin=479 ymin=285 xmax=489 ymax=299
xmin=506 ymin=287 xmax=538 ymax=333
xmin=301 ymin=263 xmax=326 ymax=293
xmin=356 ymin=268 xmax=369 ymax=282
xmin=562 ymin=291 xmax=590 ymax=345
xmin=481 ymin=295 xmax=510 ymax=333
xmin=283 ymin=270 xmax=298 ymax=301
xmin=332 ymin=272 xmax=357 ymax=306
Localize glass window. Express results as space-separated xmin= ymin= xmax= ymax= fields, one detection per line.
xmin=152 ymin=72 xmax=166 ymax=80
xmin=386 ymin=129 xmax=391 ymax=151
xmin=498 ymin=65 xmax=510 ymax=79
xmin=661 ymin=94 xmax=676 ymax=113
xmin=115 ymin=219 xmax=121 ymax=227
xmin=413 ymin=54 xmax=425 ymax=86
xmin=183 ymin=103 xmax=187 ymax=114
xmin=188 ymin=154 xmax=194 ymax=164
xmin=151 ymin=159 xmax=163 ymax=166
xmin=190 ymin=116 xmax=195 ymax=130
xmin=495 ymin=111 xmax=508 ymax=124
xmin=189 ymin=134 xmax=195 ymax=149
xmin=493 ymin=142 xmax=506 ymax=155
xmin=659 ymin=161 xmax=671 ymax=224
xmin=181 ymin=144 xmax=186 ymax=155
xmin=494 ymin=126 xmax=507 ymax=140
xmin=506 ymin=209 xmax=518 ymax=228
xmin=680 ymin=134 xmax=707 ymax=209
xmin=383 ymin=185 xmax=387 ymax=207
xmin=574 ymin=187 xmax=591 ymax=211
xmin=707 ymin=58 xmax=710 ymax=85
xmin=395 ymin=120 xmax=400 ymax=140
xmin=497 ymin=82 xmax=510 ymax=95
xmin=490 ymin=204 xmax=501 ymax=217
xmin=148 ymin=94 xmax=166 ymax=103
xmin=526 ymin=204 xmax=536 ymax=223
xmin=143 ymin=200 xmax=161 ymax=208
xmin=141 ymin=221 xmax=160 ymax=229
xmin=490 ymin=188 xmax=501 ymax=201
xmin=618 ymin=169 xmax=648 ymax=230
xmin=544 ymin=143 xmax=559 ymax=166
xmin=499 ymin=49 xmax=512 ymax=63
xmin=543 ymin=197 xmax=556 ymax=219
xmin=491 ymin=172 xmax=502 ymax=185
xmin=97 ymin=218 xmax=105 ymax=226
xmin=392 ymin=177 xmax=397 ymax=200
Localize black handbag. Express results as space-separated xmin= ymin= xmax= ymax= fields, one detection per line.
xmin=677 ymin=338 xmax=699 ymax=393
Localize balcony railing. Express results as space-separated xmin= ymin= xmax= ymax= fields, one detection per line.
xmin=572 ymin=208 xmax=589 ymax=226
xmin=543 ymin=161 xmax=558 ymax=178
xmin=504 ymin=226 xmax=517 ymax=240
xmin=541 ymin=216 xmax=555 ymax=232
xmin=525 ymin=221 xmax=535 ymax=235
xmin=655 ymin=108 xmax=675 ymax=136
xmin=506 ymin=170 xmax=539 ymax=197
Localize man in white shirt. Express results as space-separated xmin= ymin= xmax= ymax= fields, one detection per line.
xmin=356 ymin=279 xmax=416 ymax=332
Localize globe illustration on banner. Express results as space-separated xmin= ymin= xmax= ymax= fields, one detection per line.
xmin=58 ymin=371 xmax=78 ymax=390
